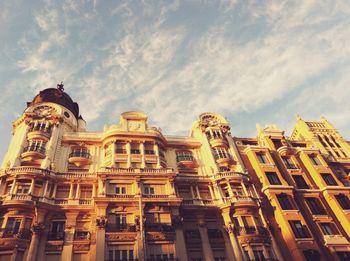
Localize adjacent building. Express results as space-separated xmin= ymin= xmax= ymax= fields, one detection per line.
xmin=0 ymin=86 xmax=349 ymax=261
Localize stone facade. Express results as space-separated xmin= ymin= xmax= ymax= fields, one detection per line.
xmin=0 ymin=87 xmax=349 ymax=261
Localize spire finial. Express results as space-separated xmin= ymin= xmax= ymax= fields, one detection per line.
xmin=57 ymin=81 xmax=64 ymax=92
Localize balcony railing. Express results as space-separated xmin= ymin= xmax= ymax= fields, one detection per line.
xmin=115 ymin=149 xmax=127 ymax=154
xmin=23 ymin=146 xmax=46 ymax=154
xmin=0 ymin=228 xmax=32 ymax=240
xmin=47 ymin=231 xmax=65 ymax=241
xmin=106 ymin=224 xmax=137 ymax=232
xmin=74 ymin=231 xmax=90 ymax=240
xmin=146 ymin=259 xmax=178 ymax=261
xmin=176 ymin=155 xmax=194 ymax=162
xmin=69 ymin=151 xmax=91 ymax=159
xmin=145 ymin=223 xmax=174 ymax=232
xmin=237 ymin=226 xmax=269 ymax=236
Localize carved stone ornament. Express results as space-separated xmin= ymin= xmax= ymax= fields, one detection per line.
xmin=106 ymin=233 xmax=136 ymax=242
xmin=224 ymin=223 xmax=235 ymax=234
xmin=96 ymin=216 xmax=107 ymax=228
xmin=33 ymin=105 xmax=56 ymax=118
xmin=171 ymin=215 xmax=183 ymax=228
xmin=32 ymin=222 xmax=45 ymax=234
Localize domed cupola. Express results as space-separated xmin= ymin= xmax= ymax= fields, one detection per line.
xmin=27 ymin=83 xmax=80 ymax=119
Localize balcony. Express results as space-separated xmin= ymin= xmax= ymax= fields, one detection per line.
xmin=236 ymin=226 xmax=270 ymax=244
xmin=107 ymin=224 xmax=137 ymax=232
xmin=176 ymin=155 xmax=197 ymax=168
xmin=21 ymin=146 xmax=46 ymax=162
xmin=68 ymin=150 xmax=91 ymax=167
xmin=209 ymin=137 xmax=228 ymax=148
xmin=145 ymin=223 xmax=174 ymax=232
xmin=74 ymin=231 xmax=90 ymax=240
xmin=0 ymin=228 xmax=32 ymax=240
xmin=214 ymin=154 xmax=231 ymax=166
xmin=27 ymin=126 xmax=51 ymax=141
xmin=215 ymin=171 xmax=249 ymax=181
xmin=47 ymin=232 xmax=65 ymax=241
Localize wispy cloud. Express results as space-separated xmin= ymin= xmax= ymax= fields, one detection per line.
xmin=0 ymin=0 xmax=350 ymax=158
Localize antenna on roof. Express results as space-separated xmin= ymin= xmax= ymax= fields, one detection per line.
xmin=57 ymin=81 xmax=64 ymax=92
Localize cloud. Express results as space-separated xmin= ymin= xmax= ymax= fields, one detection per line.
xmin=0 ymin=0 xmax=350 ymax=162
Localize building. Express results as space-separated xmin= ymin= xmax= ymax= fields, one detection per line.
xmin=0 ymin=86 xmax=349 ymax=261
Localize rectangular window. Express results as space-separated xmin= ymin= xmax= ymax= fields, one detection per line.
xmin=253 ymin=250 xmax=266 ymax=261
xmin=257 ymin=153 xmax=268 ymax=164
xmin=335 ymin=194 xmax=350 ymax=210
xmin=116 ymin=215 xmax=127 ymax=227
xmin=277 ymin=194 xmax=295 ymax=210
xmin=303 ymin=250 xmax=320 ymax=261
xmin=337 ymin=252 xmax=350 ymax=261
xmin=144 ymin=186 xmax=155 ymax=195
xmin=289 ymin=220 xmax=311 ymax=238
xmin=115 ymin=187 xmax=126 ymax=194
xmin=292 ymin=175 xmax=309 ymax=189
xmin=277 ymin=193 xmax=295 ymax=210
xmin=282 ymin=157 xmax=297 ymax=169
xmin=319 ymin=223 xmax=339 ymax=235
xmin=6 ymin=218 xmax=21 ymax=234
xmin=305 ymin=198 xmax=327 ymax=215
xmin=309 ymin=155 xmax=321 ymax=165
xmin=321 ymin=173 xmax=338 ymax=186
xmin=266 ymin=172 xmax=282 ymax=185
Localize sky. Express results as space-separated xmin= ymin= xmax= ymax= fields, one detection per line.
xmin=0 ymin=0 xmax=350 ymax=159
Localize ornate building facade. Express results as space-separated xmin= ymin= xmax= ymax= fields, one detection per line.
xmin=0 ymin=86 xmax=349 ymax=261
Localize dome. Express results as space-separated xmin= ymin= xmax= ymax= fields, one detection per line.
xmin=28 ymin=87 xmax=80 ymax=118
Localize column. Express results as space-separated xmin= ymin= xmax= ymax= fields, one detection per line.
xmin=226 ymin=181 xmax=234 ymax=197
xmin=29 ymin=179 xmax=35 ymax=195
xmin=213 ymin=183 xmax=224 ymax=203
xmin=68 ymin=183 xmax=74 ymax=199
xmin=195 ymin=186 xmax=201 ymax=199
xmin=41 ymin=124 xmax=59 ymax=169
xmin=197 ymin=216 xmax=215 ymax=261
xmin=62 ymin=212 xmax=78 ymax=261
xmin=111 ymin=141 xmax=116 ymax=168
xmin=126 ymin=142 xmax=131 ymax=168
xmin=140 ymin=142 xmax=145 ymax=168
xmin=10 ymin=179 xmax=16 ymax=194
xmin=92 ymin=183 xmax=96 ymax=197
xmin=96 ymin=207 xmax=108 ymax=261
xmin=241 ymin=181 xmax=249 ymax=196
xmin=221 ymin=209 xmax=245 ymax=261
xmin=208 ymin=185 xmax=215 ymax=200
xmin=154 ymin=143 xmax=160 ymax=168
xmin=98 ymin=178 xmax=104 ymax=196
xmin=190 ymin=185 xmax=196 ymax=198
xmin=51 ymin=183 xmax=57 ymax=198
xmin=173 ymin=216 xmax=188 ymax=261
xmin=76 ymin=183 xmax=80 ymax=199
xmin=221 ymin=226 xmax=236 ymax=261
xmin=42 ymin=180 xmax=49 ymax=197
xmin=26 ymin=209 xmax=47 ymax=261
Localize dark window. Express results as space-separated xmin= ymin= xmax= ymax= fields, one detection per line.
xmin=305 ymin=198 xmax=327 ymax=215
xmin=303 ymin=250 xmax=320 ymax=261
xmin=282 ymin=157 xmax=297 ymax=169
xmin=309 ymin=155 xmax=321 ymax=165
xmin=319 ymin=223 xmax=339 ymax=235
xmin=253 ymin=250 xmax=266 ymax=261
xmin=289 ymin=220 xmax=311 ymax=238
xmin=335 ymin=194 xmax=350 ymax=210
xmin=266 ymin=172 xmax=282 ymax=185
xmin=115 ymin=187 xmax=126 ymax=194
xmin=257 ymin=153 xmax=268 ymax=164
xmin=321 ymin=173 xmax=338 ymax=186
xmin=207 ymin=229 xmax=223 ymax=238
xmin=6 ymin=218 xmax=21 ymax=234
xmin=337 ymin=252 xmax=350 ymax=261
xmin=277 ymin=194 xmax=295 ymax=210
xmin=292 ymin=175 xmax=309 ymax=189
xmin=130 ymin=149 xmax=140 ymax=154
